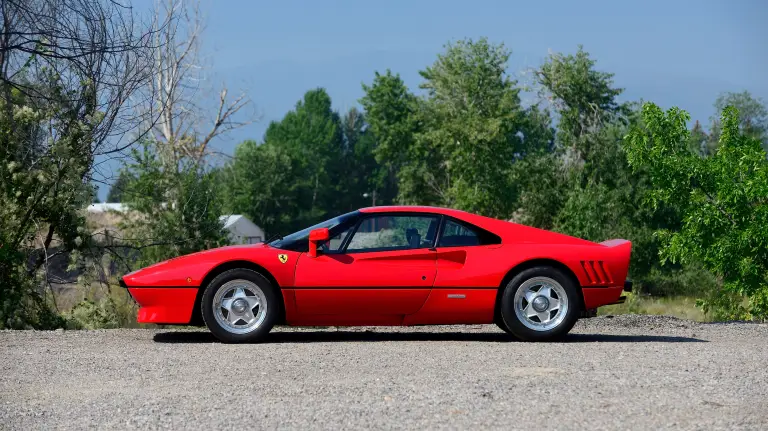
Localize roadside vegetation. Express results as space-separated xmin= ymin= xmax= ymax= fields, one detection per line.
xmin=1 ymin=0 xmax=765 ymax=329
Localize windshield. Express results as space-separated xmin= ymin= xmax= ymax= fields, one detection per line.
xmin=268 ymin=211 xmax=360 ymax=252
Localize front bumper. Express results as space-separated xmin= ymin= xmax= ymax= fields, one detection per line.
xmin=120 ymin=278 xmax=197 ymax=324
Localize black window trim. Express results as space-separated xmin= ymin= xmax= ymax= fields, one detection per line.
xmin=337 ymin=212 xmax=444 ymax=254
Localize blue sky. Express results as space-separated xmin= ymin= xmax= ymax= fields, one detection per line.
xmin=99 ymin=0 xmax=766 ymax=200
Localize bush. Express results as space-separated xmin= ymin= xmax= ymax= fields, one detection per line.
xmin=64 ymin=284 xmax=140 ymax=329
xmin=625 ymin=104 xmax=768 ymax=320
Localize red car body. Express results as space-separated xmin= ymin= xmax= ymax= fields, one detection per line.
xmin=121 ymin=206 xmax=631 ymax=327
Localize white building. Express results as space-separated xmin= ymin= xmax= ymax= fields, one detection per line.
xmin=219 ymin=215 xmax=265 ymax=244
xmin=86 ymin=204 xmax=264 ymax=245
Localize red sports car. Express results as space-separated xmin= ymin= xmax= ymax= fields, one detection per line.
xmin=120 ymin=206 xmax=632 ymax=342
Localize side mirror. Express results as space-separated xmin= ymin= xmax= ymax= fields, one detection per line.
xmin=308 ymin=227 xmax=330 ymax=258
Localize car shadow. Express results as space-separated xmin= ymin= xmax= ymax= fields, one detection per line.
xmin=152 ymin=330 xmax=706 ymax=344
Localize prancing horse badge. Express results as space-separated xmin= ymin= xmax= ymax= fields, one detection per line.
xmin=278 ymin=254 xmax=288 ymax=264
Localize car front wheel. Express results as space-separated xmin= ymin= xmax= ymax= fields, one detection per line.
xmin=201 ymin=269 xmax=279 ymax=343
xmin=499 ymin=266 xmax=580 ymax=341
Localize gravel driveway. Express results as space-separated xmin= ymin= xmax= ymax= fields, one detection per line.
xmin=2 ymin=315 xmax=767 ymax=430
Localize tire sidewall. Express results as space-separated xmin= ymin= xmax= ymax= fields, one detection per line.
xmin=500 ymin=266 xmax=580 ymax=341
xmin=201 ymin=269 xmax=279 ymax=343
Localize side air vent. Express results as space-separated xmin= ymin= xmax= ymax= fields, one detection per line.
xmin=580 ymin=260 xmax=613 ymax=285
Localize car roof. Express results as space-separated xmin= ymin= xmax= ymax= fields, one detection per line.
xmin=357 ymin=205 xmax=598 ymax=246
xmin=358 ymin=205 xmax=471 ymax=218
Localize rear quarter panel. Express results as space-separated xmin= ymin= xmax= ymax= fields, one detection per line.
xmin=436 ymin=243 xmax=623 ymax=289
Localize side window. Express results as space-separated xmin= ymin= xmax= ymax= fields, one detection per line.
xmin=325 ymin=226 xmax=353 ymax=252
xmin=438 ymin=219 xmax=501 ymax=247
xmin=346 ymin=215 xmax=439 ymax=253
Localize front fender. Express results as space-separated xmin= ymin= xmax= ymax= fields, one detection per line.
xmin=121 ymin=244 xmax=301 ymax=288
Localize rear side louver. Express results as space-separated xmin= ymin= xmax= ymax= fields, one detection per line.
xmin=580 ymin=260 xmax=613 ymax=285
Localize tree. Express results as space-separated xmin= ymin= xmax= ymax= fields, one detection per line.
xmin=625 ymin=104 xmax=768 ymax=320
xmin=221 ymin=141 xmax=296 ymax=236
xmin=225 ymin=89 xmax=373 ymax=236
xmin=118 ymin=142 xmax=229 ymax=270
xmin=0 ymin=0 xmax=157 ymax=328
xmin=706 ymin=91 xmax=767 ymax=154
xmin=413 ymin=38 xmax=527 ymax=217
xmin=535 ymin=46 xmax=629 ymax=159
xmin=144 ymin=0 xmax=254 ymax=167
xmin=362 ymin=39 xmax=533 ymax=217
xmin=688 ymin=120 xmax=709 ymax=155
xmin=106 ymin=171 xmax=134 ymax=203
xmin=339 ymin=107 xmax=393 ymax=209
xmin=360 ymin=70 xmax=420 ymax=199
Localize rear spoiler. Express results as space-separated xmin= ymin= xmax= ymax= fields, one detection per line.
xmin=600 ymin=239 xmax=631 ymax=248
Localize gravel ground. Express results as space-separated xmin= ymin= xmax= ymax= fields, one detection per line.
xmin=1 ymin=315 xmax=767 ymax=430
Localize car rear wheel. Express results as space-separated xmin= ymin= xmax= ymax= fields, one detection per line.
xmin=201 ymin=269 xmax=279 ymax=343
xmin=499 ymin=266 xmax=580 ymax=341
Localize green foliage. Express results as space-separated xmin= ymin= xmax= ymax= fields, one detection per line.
xmin=414 ymin=38 xmax=527 ymax=217
xmin=0 ymin=77 xmax=94 ymax=329
xmin=64 ymin=285 xmax=139 ymax=329
xmin=106 ymin=170 xmax=134 ymax=203
xmin=222 ymin=141 xmax=297 ymax=236
xmin=625 ymin=103 xmax=768 ymax=320
xmin=535 ymin=45 xmax=629 ymax=153
xmin=0 ymin=234 xmax=66 ymax=329
xmin=119 ymin=142 xmax=229 ymax=269
xmin=65 ymin=299 xmax=121 ymax=329
xmin=224 ymin=89 xmax=386 ymax=236
xmin=360 ymin=70 xmax=421 ymax=198
xmin=362 ymin=38 xmax=550 ymax=218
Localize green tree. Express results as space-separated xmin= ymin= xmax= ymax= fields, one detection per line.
xmin=225 ymin=90 xmax=386 ymax=236
xmin=706 ymin=91 xmax=767 ymax=154
xmin=687 ymin=120 xmax=709 ymax=156
xmin=413 ymin=38 xmax=527 ymax=217
xmin=0 ymin=0 xmax=157 ymax=329
xmin=360 ymin=70 xmax=421 ymax=203
xmin=535 ymin=45 xmax=629 ymax=156
xmin=339 ymin=107 xmax=393 ymax=208
xmin=106 ymin=170 xmax=134 ymax=203
xmin=222 ymin=141 xmax=297 ymax=236
xmin=625 ymin=104 xmax=768 ymax=320
xmin=119 ymin=142 xmax=229 ymax=269
xmin=262 ymin=88 xmax=344 ymax=227
xmin=517 ymin=46 xmax=631 ymax=229
xmin=516 ymin=47 xmax=692 ymax=292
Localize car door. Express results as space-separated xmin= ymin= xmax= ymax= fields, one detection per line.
xmin=404 ymin=217 xmax=503 ymax=325
xmin=293 ymin=213 xmax=440 ymax=319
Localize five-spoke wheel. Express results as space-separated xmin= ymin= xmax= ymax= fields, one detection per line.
xmin=202 ymin=269 xmax=278 ymax=343
xmin=212 ymin=280 xmax=268 ymax=335
xmin=499 ymin=266 xmax=580 ymax=341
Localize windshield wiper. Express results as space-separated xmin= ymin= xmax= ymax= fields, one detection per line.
xmin=265 ymin=233 xmax=283 ymax=244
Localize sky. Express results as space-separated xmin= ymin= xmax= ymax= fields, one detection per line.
xmin=98 ymin=0 xmax=767 ymax=200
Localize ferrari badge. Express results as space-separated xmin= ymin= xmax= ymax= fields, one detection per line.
xmin=278 ymin=254 xmax=288 ymax=264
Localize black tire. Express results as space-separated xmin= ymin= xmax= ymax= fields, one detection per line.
xmin=495 ymin=320 xmax=513 ymax=334
xmin=201 ymin=269 xmax=279 ymax=343
xmin=499 ymin=266 xmax=581 ymax=341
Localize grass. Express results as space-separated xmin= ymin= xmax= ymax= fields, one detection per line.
xmin=598 ymin=292 xmax=710 ymax=322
